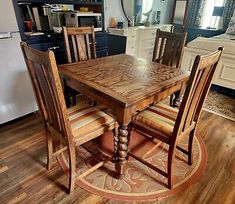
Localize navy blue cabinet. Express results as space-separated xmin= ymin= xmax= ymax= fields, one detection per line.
xmin=28 ymin=34 xmax=66 ymax=64
xmin=27 ymin=32 xmax=108 ymax=64
xmin=95 ymin=32 xmax=108 ymax=58
xmin=13 ymin=0 xmax=107 ymax=64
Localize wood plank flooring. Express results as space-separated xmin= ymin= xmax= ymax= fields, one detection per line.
xmin=0 ymin=111 xmax=234 ymax=204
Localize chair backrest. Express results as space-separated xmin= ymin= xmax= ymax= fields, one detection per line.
xmin=173 ymin=47 xmax=223 ymax=138
xmin=63 ymin=26 xmax=97 ymax=63
xmin=21 ymin=42 xmax=71 ymax=137
xmin=152 ymin=29 xmax=187 ymax=68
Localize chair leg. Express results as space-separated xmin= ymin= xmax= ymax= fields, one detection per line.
xmin=46 ymin=131 xmax=53 ymax=170
xmin=170 ymin=94 xmax=175 ymax=107
xmin=188 ymin=130 xmax=195 ymax=165
xmin=68 ymin=145 xmax=76 ymax=194
xmin=126 ymin=124 xmax=132 ymax=160
xmin=167 ymin=144 xmax=176 ymax=189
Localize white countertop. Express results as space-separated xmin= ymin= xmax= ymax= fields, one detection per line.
xmin=108 ymin=24 xmax=172 ymax=31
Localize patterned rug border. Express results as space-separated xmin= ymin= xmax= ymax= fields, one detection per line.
xmin=57 ymin=133 xmax=207 ymax=202
xmin=204 ymin=90 xmax=235 ymax=122
xmin=203 ymin=108 xmax=235 ymax=122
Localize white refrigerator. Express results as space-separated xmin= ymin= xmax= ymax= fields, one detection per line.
xmin=0 ymin=1 xmax=37 ymax=124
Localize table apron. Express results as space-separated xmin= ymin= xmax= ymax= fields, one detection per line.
xmin=64 ymin=77 xmax=184 ymax=126
xmin=118 ymin=83 xmax=183 ymax=125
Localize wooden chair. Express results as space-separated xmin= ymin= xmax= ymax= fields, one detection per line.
xmin=63 ymin=26 xmax=97 ymax=106
xmin=21 ymin=42 xmax=118 ymax=194
xmin=63 ymin=26 xmax=97 ymax=63
xmin=152 ymin=29 xmax=187 ymax=68
xmin=152 ymin=29 xmax=187 ymax=106
xmin=131 ymin=47 xmax=223 ymax=189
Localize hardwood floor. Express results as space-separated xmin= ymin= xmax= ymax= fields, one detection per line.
xmin=0 ymin=111 xmax=234 ymax=204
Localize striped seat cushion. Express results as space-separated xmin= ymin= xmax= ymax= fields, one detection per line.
xmin=67 ymin=102 xmax=115 ymax=138
xmin=134 ymin=102 xmax=178 ymax=136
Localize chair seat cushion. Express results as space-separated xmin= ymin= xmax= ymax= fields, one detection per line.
xmin=67 ymin=102 xmax=115 ymax=143
xmin=133 ymin=102 xmax=178 ymax=136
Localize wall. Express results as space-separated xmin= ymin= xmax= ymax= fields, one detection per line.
xmin=151 ymin=0 xmax=174 ymax=24
xmin=104 ymin=0 xmax=174 ymax=29
xmin=104 ymin=0 xmax=126 ymax=29
xmin=122 ymin=0 xmax=135 ymax=18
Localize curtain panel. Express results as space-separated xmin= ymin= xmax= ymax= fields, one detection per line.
xmin=187 ymin=0 xmax=206 ymax=28
xmin=223 ymin=0 xmax=235 ymax=29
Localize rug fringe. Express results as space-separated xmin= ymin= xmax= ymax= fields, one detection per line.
xmin=203 ymin=108 xmax=235 ymax=122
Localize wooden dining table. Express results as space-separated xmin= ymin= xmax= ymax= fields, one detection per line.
xmin=59 ymin=54 xmax=190 ymax=178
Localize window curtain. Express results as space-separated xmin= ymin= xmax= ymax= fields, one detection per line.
xmin=134 ymin=0 xmax=143 ymax=24
xmin=222 ymin=0 xmax=235 ymax=29
xmin=187 ymin=0 xmax=206 ymax=28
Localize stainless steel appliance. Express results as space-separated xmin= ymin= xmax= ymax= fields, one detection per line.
xmin=0 ymin=1 xmax=37 ymax=124
xmin=50 ymin=11 xmax=65 ymax=28
xmin=42 ymin=7 xmax=66 ymax=30
xmin=65 ymin=12 xmax=102 ymax=31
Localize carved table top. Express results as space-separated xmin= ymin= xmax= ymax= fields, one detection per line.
xmin=59 ymin=54 xmax=189 ymax=108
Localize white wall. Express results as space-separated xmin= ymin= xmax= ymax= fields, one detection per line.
xmin=122 ymin=0 xmax=135 ymax=18
xmin=104 ymin=0 xmax=174 ymax=29
xmin=104 ymin=0 xmax=126 ymax=29
xmin=152 ymin=0 xmax=174 ymax=24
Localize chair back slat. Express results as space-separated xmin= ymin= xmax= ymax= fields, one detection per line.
xmin=26 ymin=60 xmax=48 ymax=123
xmin=21 ymin=42 xmax=71 ymax=136
xmin=156 ymin=38 xmax=165 ymax=63
xmin=64 ymin=27 xmax=72 ymax=63
xmin=37 ymin=63 xmax=62 ymax=130
xmin=170 ymin=40 xmax=179 ymax=66
xmin=63 ymin=26 xmax=96 ymax=63
xmin=173 ymin=47 xmax=223 ymax=137
xmin=76 ymin=35 xmax=87 ymax=61
xmin=153 ymin=29 xmax=187 ymax=68
xmin=162 ymin=38 xmax=175 ymax=65
xmin=86 ymin=34 xmax=92 ymax=60
xmin=71 ymin=35 xmax=79 ymax=62
xmin=182 ymin=68 xmax=208 ymax=130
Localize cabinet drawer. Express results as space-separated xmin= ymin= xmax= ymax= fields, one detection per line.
xmin=109 ymin=29 xmax=125 ymax=36
xmin=127 ymin=40 xmax=137 ymax=55
xmin=127 ymin=31 xmax=137 ymax=40
xmin=30 ymin=40 xmax=66 ymax=64
xmin=109 ymin=29 xmax=137 ymax=38
xmin=139 ymin=39 xmax=155 ymax=50
xmin=213 ymin=58 xmax=235 ymax=90
xmin=127 ymin=39 xmax=137 ymax=48
xmin=97 ymin=48 xmax=108 ymax=58
xmin=139 ymin=29 xmax=157 ymax=40
xmin=95 ymin=33 xmax=108 ymax=49
xmin=126 ymin=47 xmax=137 ymax=56
xmin=139 ymin=48 xmax=154 ymax=59
xmin=127 ymin=39 xmax=137 ymax=46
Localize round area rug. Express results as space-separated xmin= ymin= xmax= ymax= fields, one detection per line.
xmin=57 ymin=130 xmax=207 ymax=202
xmin=204 ymin=90 xmax=235 ymax=121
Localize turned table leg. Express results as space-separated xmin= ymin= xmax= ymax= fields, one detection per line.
xmin=112 ymin=125 xmax=118 ymax=162
xmin=115 ymin=125 xmax=130 ymax=178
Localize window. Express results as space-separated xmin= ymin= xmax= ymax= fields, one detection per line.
xmin=142 ymin=0 xmax=153 ymax=14
xmin=141 ymin=0 xmax=153 ymax=22
xmin=201 ymin=0 xmax=225 ymax=29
